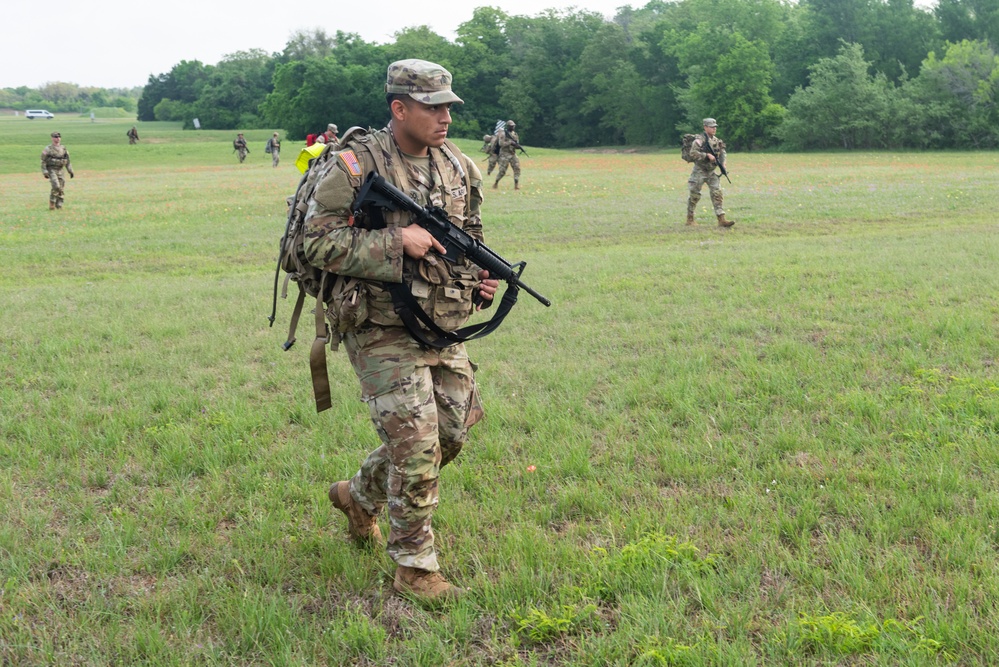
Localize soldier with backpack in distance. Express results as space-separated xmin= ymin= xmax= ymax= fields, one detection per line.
xmin=683 ymin=118 xmax=734 ymax=227
xmin=265 ymin=132 xmax=281 ymax=167
xmin=300 ymin=59 xmax=499 ymax=602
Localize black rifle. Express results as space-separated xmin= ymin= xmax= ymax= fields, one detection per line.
xmin=354 ymin=171 xmax=550 ymax=308
xmin=701 ymin=134 xmax=730 ymax=183
xmin=505 ymin=130 xmax=529 ymax=156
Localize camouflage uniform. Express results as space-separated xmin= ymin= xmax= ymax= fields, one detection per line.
xmin=234 ymin=134 xmax=248 ymax=163
xmin=493 ymin=122 xmax=521 ymax=189
xmin=481 ymin=134 xmax=498 ymax=175
xmin=303 ymin=61 xmax=485 ymax=573
xmin=687 ymin=118 xmax=729 ymax=224
xmin=316 ymin=124 xmax=339 ymax=149
xmin=40 ymin=132 xmax=73 ymax=209
xmin=127 ymin=126 xmax=139 ymax=144
xmin=269 ymin=133 xmax=281 ymax=167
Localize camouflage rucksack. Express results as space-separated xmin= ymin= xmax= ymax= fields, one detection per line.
xmin=681 ymin=134 xmax=697 ymax=162
xmin=268 ymin=139 xmax=361 ymax=412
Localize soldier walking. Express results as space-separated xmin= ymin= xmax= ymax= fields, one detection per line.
xmin=303 ymin=59 xmax=499 ymax=602
xmin=40 ymin=132 xmax=74 ymax=210
xmin=266 ymin=132 xmax=281 ymax=167
xmin=687 ymin=118 xmax=734 ymax=227
xmin=481 ymin=133 xmax=499 ymax=175
xmin=127 ymin=126 xmax=140 ymax=144
xmin=492 ymin=120 xmax=521 ymax=190
xmin=233 ymin=133 xmax=249 ymax=163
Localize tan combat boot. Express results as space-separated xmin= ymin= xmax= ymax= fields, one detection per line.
xmin=49 ymin=202 xmax=55 ymax=210
xmin=717 ymin=214 xmax=735 ymax=228
xmin=393 ymin=566 xmax=465 ymax=602
xmin=686 ymin=213 xmax=695 ymax=226
xmin=514 ymin=180 xmax=520 ymax=190
xmin=328 ymin=481 xmax=383 ymax=545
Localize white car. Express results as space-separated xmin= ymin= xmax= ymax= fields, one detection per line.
xmin=25 ymin=110 xmax=55 ymax=119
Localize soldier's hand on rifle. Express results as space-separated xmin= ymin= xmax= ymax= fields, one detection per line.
xmin=402 ymin=225 xmax=446 ymax=259
xmin=476 ymin=270 xmax=500 ymax=310
xmin=706 ymin=154 xmax=716 ymax=163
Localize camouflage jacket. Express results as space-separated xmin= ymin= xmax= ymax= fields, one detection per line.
xmin=303 ymin=126 xmax=485 ymax=331
xmin=496 ymin=129 xmax=520 ymax=157
xmin=41 ymin=144 xmax=70 ymax=172
xmin=689 ymin=134 xmax=726 ymax=172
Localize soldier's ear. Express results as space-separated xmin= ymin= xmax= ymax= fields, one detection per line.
xmin=390 ymin=98 xmax=410 ymax=122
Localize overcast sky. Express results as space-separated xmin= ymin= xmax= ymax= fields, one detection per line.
xmin=3 ymin=0 xmax=635 ymax=90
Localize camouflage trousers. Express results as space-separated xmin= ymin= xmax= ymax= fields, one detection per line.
xmin=687 ymin=167 xmax=724 ymax=217
xmin=46 ymin=169 xmax=66 ymax=207
xmin=128 ymin=136 xmax=137 ymax=145
xmin=486 ymin=152 xmax=499 ymax=175
xmin=271 ymin=149 xmax=280 ymax=168
xmin=343 ymin=325 xmax=484 ymax=571
xmin=237 ymin=148 xmax=248 ymax=163
xmin=494 ymin=153 xmax=520 ymax=183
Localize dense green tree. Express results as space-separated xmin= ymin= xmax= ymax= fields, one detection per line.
xmin=192 ymin=49 xmax=276 ymax=129
xmin=868 ymin=0 xmax=941 ymax=80
xmin=500 ymin=9 xmax=606 ymax=146
xmin=612 ymin=2 xmax=687 ymax=145
xmin=138 ymin=60 xmax=211 ymax=121
xmin=282 ymin=28 xmax=337 ymax=62
xmin=935 ymin=0 xmax=999 ymax=49
xmin=453 ymin=7 xmax=515 ymax=137
xmin=575 ymin=23 xmax=654 ymax=145
xmin=671 ymin=26 xmax=782 ymax=148
xmin=901 ymin=39 xmax=999 ymax=147
xmin=262 ymin=57 xmax=385 ymax=139
xmin=798 ymin=0 xmax=939 ymax=83
xmin=135 ymin=1 xmax=999 ymax=150
xmin=778 ymin=42 xmax=900 ymax=149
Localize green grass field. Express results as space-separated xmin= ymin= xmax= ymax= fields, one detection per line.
xmin=1 ymin=116 xmax=997 ymax=665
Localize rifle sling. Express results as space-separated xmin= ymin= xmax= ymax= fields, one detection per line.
xmin=309 ymin=272 xmax=332 ymax=412
xmin=387 ymin=281 xmax=520 ymax=349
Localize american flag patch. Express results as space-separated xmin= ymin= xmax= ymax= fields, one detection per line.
xmin=339 ymin=150 xmax=362 ymax=176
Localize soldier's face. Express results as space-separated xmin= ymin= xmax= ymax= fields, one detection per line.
xmin=704 ymin=125 xmax=717 ymax=137
xmin=52 ymin=136 xmax=61 ymax=145
xmin=392 ymin=99 xmax=452 ymax=155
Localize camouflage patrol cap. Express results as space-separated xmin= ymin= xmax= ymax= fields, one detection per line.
xmin=327 ymin=124 xmax=338 ymax=133
xmin=51 ymin=131 xmax=61 ymax=138
xmin=507 ymin=120 xmax=516 ymax=128
xmin=702 ymin=118 xmax=718 ymax=127
xmin=385 ymin=59 xmax=463 ymax=105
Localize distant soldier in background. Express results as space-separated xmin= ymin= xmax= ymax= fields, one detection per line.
xmin=233 ymin=133 xmax=249 ymax=163
xmin=127 ymin=126 xmax=140 ymax=144
xmin=481 ymin=133 xmax=499 ymax=175
xmin=266 ymin=132 xmax=281 ymax=167
xmin=493 ymin=120 xmax=521 ymax=190
xmin=315 ymin=123 xmax=338 ymax=148
xmin=687 ymin=118 xmax=734 ymax=227
xmin=41 ymin=131 xmax=74 ymax=210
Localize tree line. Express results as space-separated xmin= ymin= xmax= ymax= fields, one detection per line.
xmin=1 ymin=83 xmax=140 ymax=115
xmin=137 ymin=0 xmax=999 ymax=150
